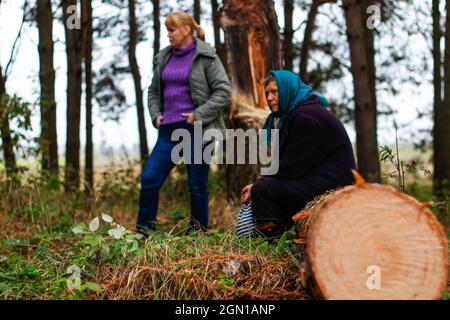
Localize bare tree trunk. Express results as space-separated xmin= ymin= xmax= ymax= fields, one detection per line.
xmin=194 ymin=0 xmax=201 ymax=24
xmin=211 ymin=0 xmax=226 ymax=66
xmin=0 ymin=0 xmax=20 ymax=180
xmin=0 ymin=66 xmax=17 ymax=179
xmin=82 ymin=0 xmax=94 ymax=192
xmin=62 ymin=0 xmax=83 ymax=191
xmin=435 ymin=0 xmax=450 ymax=193
xmin=342 ymin=0 xmax=380 ymax=182
xmin=152 ymin=0 xmax=160 ymax=59
xmin=129 ymin=0 xmax=149 ymax=166
xmin=299 ymin=0 xmax=336 ymax=82
xmin=283 ymin=0 xmax=294 ymax=70
xmin=433 ymin=0 xmax=444 ymax=194
xmin=361 ymin=0 xmax=377 ymax=129
xmin=37 ymin=0 xmax=59 ymax=178
xmin=221 ymin=0 xmax=282 ymax=200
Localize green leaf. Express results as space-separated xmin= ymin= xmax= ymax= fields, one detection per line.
xmin=82 ymin=282 xmax=101 ymax=292
xmin=72 ymin=225 xmax=85 ymax=235
xmin=0 ymin=282 xmax=9 ymax=293
xmin=101 ymin=213 xmax=113 ymax=223
xmin=81 ymin=236 xmax=102 ymax=248
xmin=0 ymin=272 xmax=16 ymax=281
xmin=89 ymin=217 xmax=100 ymax=232
xmin=217 ymin=275 xmax=234 ymax=287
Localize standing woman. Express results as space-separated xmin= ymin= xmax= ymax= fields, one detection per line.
xmin=137 ymin=12 xmax=231 ymax=235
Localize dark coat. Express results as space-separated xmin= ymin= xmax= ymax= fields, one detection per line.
xmin=251 ymin=99 xmax=357 ymax=227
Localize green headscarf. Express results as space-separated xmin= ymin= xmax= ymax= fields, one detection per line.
xmin=261 ymin=70 xmax=328 ymax=145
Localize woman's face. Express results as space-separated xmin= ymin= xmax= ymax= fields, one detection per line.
xmin=167 ymin=24 xmax=192 ymax=49
xmin=265 ymin=80 xmax=279 ymax=113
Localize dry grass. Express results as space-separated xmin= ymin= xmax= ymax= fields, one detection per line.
xmin=91 ymin=233 xmax=307 ymax=300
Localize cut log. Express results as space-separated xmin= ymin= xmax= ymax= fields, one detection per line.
xmin=294 ymin=171 xmax=449 ymax=300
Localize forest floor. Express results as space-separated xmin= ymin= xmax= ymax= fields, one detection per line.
xmin=0 ymin=162 xmax=448 ymax=300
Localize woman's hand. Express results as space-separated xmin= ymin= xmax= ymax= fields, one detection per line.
xmin=181 ymin=113 xmax=195 ymax=125
xmin=156 ymin=116 xmax=164 ymax=128
xmin=240 ymin=184 xmax=253 ymax=204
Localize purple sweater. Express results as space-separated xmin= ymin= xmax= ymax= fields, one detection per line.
xmin=160 ymin=42 xmax=197 ymax=125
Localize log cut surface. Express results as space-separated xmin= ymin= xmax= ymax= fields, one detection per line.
xmin=305 ymin=183 xmax=448 ymax=300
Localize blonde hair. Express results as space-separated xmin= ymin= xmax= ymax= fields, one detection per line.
xmin=165 ymin=11 xmax=205 ymax=41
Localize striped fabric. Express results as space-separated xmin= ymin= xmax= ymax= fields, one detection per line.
xmin=236 ymin=202 xmax=257 ymax=238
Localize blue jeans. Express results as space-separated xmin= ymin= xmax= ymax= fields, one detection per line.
xmin=137 ymin=121 xmax=210 ymax=231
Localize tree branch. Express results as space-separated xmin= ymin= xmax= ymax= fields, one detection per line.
xmin=4 ymin=0 xmax=28 ymax=82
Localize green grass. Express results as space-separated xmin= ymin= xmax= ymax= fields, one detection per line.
xmin=0 ymin=217 xmax=303 ymax=299
xmin=0 ymin=157 xmax=448 ymax=300
xmin=0 ymin=161 xmax=306 ymax=300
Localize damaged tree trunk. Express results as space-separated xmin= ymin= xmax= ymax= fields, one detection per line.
xmin=293 ymin=171 xmax=449 ymax=300
xmin=220 ymin=0 xmax=282 ymax=200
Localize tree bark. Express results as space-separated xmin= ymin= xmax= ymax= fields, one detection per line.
xmin=82 ymin=0 xmax=94 ymax=192
xmin=342 ymin=0 xmax=380 ymax=182
xmin=129 ymin=0 xmax=149 ymax=166
xmin=361 ymin=0 xmax=377 ymax=131
xmin=299 ymin=0 xmax=336 ymax=82
xmin=435 ymin=0 xmax=450 ymax=193
xmin=211 ymin=0 xmax=226 ymax=66
xmin=221 ymin=0 xmax=282 ymax=109
xmin=194 ymin=0 xmax=201 ymax=24
xmin=152 ymin=0 xmax=160 ymax=59
xmin=0 ymin=0 xmax=18 ymax=179
xmin=62 ymin=0 xmax=83 ymax=192
xmin=283 ymin=0 xmax=294 ymax=70
xmin=294 ymin=173 xmax=448 ymax=299
xmin=220 ymin=0 xmax=282 ymax=200
xmin=37 ymin=0 xmax=59 ymax=177
xmin=433 ymin=0 xmax=443 ymax=194
xmin=0 ymin=65 xmax=17 ymax=178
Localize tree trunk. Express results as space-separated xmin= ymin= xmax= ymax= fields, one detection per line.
xmin=434 ymin=0 xmax=450 ymax=194
xmin=294 ymin=172 xmax=448 ymax=299
xmin=299 ymin=0 xmax=336 ymax=82
xmin=129 ymin=0 xmax=149 ymax=166
xmin=62 ymin=0 xmax=83 ymax=192
xmin=152 ymin=0 xmax=160 ymax=59
xmin=220 ymin=0 xmax=282 ymax=200
xmin=441 ymin=0 xmax=450 ymax=191
xmin=283 ymin=0 xmax=294 ymax=70
xmin=194 ymin=0 xmax=201 ymax=24
xmin=0 ymin=0 xmax=17 ymax=179
xmin=82 ymin=0 xmax=94 ymax=192
xmin=342 ymin=0 xmax=380 ymax=182
xmin=37 ymin=0 xmax=59 ymax=177
xmin=211 ymin=0 xmax=226 ymax=66
xmin=433 ymin=0 xmax=443 ymax=193
xmin=361 ymin=0 xmax=377 ymax=136
xmin=0 ymin=66 xmax=17 ymax=179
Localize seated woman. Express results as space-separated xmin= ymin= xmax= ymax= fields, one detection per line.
xmin=237 ymin=70 xmax=357 ymax=239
